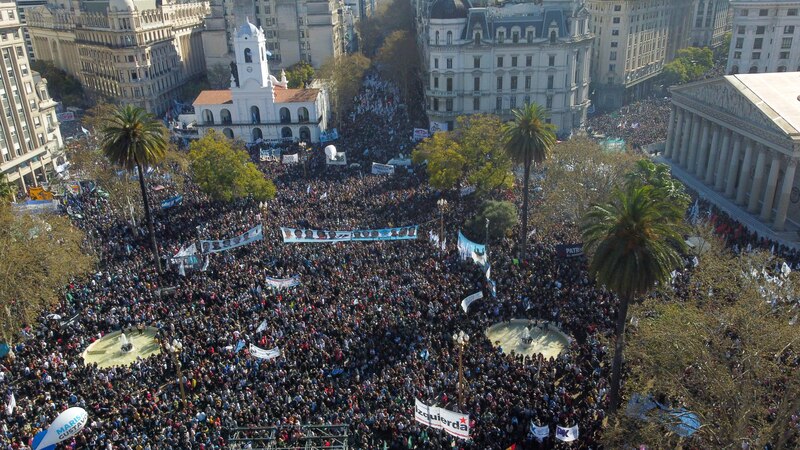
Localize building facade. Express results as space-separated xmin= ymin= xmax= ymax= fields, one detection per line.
xmin=418 ymin=0 xmax=592 ymax=136
xmin=0 ymin=0 xmax=63 ymax=190
xmin=15 ymin=0 xmax=48 ymax=60
xmin=726 ymin=0 xmax=800 ymax=75
xmin=690 ymin=0 xmax=732 ymax=48
xmin=193 ymin=19 xmax=329 ymax=143
xmin=202 ymin=0 xmax=350 ymax=71
xmin=26 ymin=0 xmax=209 ymax=116
xmin=588 ymin=0 xmax=677 ymax=110
xmin=662 ymin=73 xmax=800 ymax=239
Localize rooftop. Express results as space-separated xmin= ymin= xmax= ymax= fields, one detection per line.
xmin=193 ymin=86 xmax=320 ymax=106
xmin=726 ymin=72 xmax=800 ymax=137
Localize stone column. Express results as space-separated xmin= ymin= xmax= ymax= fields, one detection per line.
xmin=29 ymin=161 xmax=39 ymax=187
xmin=725 ymin=135 xmax=742 ymax=197
xmin=735 ymin=139 xmax=754 ymax=205
xmin=684 ymin=115 xmax=702 ymax=169
xmin=714 ymin=129 xmax=731 ymax=189
xmin=678 ymin=112 xmax=693 ymax=166
xmin=760 ymin=155 xmax=782 ymax=221
xmin=774 ymin=158 xmax=798 ymax=231
xmin=748 ymin=147 xmax=768 ymax=213
xmin=664 ymin=106 xmax=678 ymax=158
xmin=17 ymin=166 xmax=26 ymax=192
xmin=705 ymin=125 xmax=721 ymax=184
xmin=694 ymin=119 xmax=711 ymax=176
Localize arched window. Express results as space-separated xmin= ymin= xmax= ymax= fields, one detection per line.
xmin=223 ymin=128 xmax=234 ymax=139
xmin=299 ymin=126 xmax=310 ymax=141
xmin=778 ymin=66 xmax=787 ymax=72
xmin=446 ymin=31 xmax=452 ymax=45
xmin=281 ymin=127 xmax=293 ymax=139
xmin=474 ymin=30 xmax=481 ymax=42
xmin=749 ymin=66 xmax=758 ymax=73
xmin=250 ymin=106 xmax=261 ymax=124
xmin=244 ymin=48 xmax=252 ymax=63
xmin=297 ymin=107 xmax=309 ymax=122
xmin=252 ymin=127 xmax=263 ymax=141
xmin=203 ymin=110 xmax=214 ymax=124
xmin=220 ymin=108 xmax=232 ymax=125
xmin=550 ymin=30 xmax=557 ymax=43
xmin=435 ymin=31 xmax=440 ymax=45
xmin=279 ymin=107 xmax=291 ymax=123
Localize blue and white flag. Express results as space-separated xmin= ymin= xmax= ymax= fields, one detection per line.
xmin=555 ymin=425 xmax=578 ymax=442
xmin=200 ymin=225 xmax=263 ymax=253
xmin=529 ymin=422 xmax=549 ymax=442
xmin=281 ymin=225 xmax=418 ymax=243
xmin=265 ymin=276 xmax=301 ymax=289
xmin=458 ymin=231 xmax=486 ymax=266
xmin=161 ymin=195 xmax=183 ymax=210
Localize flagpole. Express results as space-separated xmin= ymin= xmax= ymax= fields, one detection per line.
xmin=453 ymin=330 xmax=469 ymax=411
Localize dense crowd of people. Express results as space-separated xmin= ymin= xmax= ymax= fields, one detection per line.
xmin=586 ymin=98 xmax=672 ymax=151
xmin=2 ymin=72 xmax=797 ymax=450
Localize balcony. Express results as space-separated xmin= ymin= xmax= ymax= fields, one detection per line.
xmin=426 ymin=89 xmax=457 ymax=98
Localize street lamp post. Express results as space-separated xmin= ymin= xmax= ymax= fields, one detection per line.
xmin=299 ymin=141 xmax=308 ymax=179
xmin=437 ymin=198 xmax=448 ymax=252
xmin=166 ymin=338 xmax=186 ymax=406
xmin=453 ymin=330 xmax=469 ymax=411
xmin=484 ymin=218 xmax=490 ymax=257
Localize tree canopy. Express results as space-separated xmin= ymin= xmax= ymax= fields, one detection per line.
xmin=317 ymin=53 xmax=371 ymax=122
xmin=375 ymin=30 xmax=420 ymax=103
xmin=285 ymin=61 xmax=315 ymax=88
xmin=412 ymin=115 xmax=513 ymax=195
xmin=0 ymin=203 xmax=93 ymax=345
xmin=357 ymin=0 xmax=414 ymax=57
xmin=661 ymin=47 xmax=714 ymax=85
xmin=31 ymin=61 xmax=89 ymax=108
xmin=188 ymin=130 xmax=276 ymax=202
xmin=464 ymin=200 xmax=518 ymax=243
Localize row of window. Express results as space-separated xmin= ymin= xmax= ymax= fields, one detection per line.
xmin=432 ymin=54 xmax=557 ymax=70
xmin=433 ymin=29 xmax=559 ymax=45
xmin=734 ymin=37 xmax=794 ymax=51
xmin=202 ymin=106 xmax=311 ymax=125
xmin=430 ymin=95 xmax=556 ymax=113
xmin=730 ymin=65 xmax=799 ymax=74
xmin=739 ymin=8 xmax=798 ymax=17
xmin=432 ymin=74 xmax=555 ymax=91
xmin=732 ymin=50 xmax=795 ymax=61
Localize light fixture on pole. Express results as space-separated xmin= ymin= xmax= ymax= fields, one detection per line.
xmin=437 ymin=198 xmax=448 ymax=252
xmin=166 ymin=338 xmax=186 ymax=405
xmin=452 ymin=330 xmax=469 ymax=411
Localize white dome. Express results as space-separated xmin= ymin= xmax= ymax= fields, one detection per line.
xmin=237 ymin=18 xmax=259 ymax=38
xmin=109 ymin=0 xmax=135 ymax=11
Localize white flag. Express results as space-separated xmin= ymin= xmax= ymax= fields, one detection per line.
xmin=461 ymin=291 xmax=483 ymax=313
xmin=692 ymin=256 xmax=699 ymax=267
xmin=555 ymin=424 xmax=579 ymax=442
xmin=530 ymin=422 xmax=549 ymax=442
xmin=256 ymin=320 xmax=268 ymax=333
xmin=781 ymin=262 xmax=791 ymax=276
xmin=5 ymin=392 xmax=15 ymax=415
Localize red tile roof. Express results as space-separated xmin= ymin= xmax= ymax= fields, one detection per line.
xmin=193 ymin=90 xmax=232 ymax=106
xmin=274 ymin=86 xmax=320 ymax=103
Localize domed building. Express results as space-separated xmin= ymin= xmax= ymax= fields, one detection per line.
xmin=192 ymin=18 xmax=330 ymax=144
xmin=417 ymin=0 xmax=592 ymax=138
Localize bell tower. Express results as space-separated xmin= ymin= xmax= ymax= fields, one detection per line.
xmin=233 ymin=17 xmax=272 ymax=89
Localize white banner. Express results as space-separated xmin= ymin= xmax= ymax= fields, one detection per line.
xmin=530 ymin=422 xmax=549 ymax=442
xmin=461 ymin=291 xmax=483 ymax=313
xmin=413 ymin=128 xmax=430 ymax=141
xmin=200 ymin=225 xmax=263 ymax=253
xmin=414 ymin=399 xmax=470 ymax=440
xmin=282 ymin=153 xmax=299 ymax=164
xmin=371 ymin=162 xmax=395 ymax=175
xmin=555 ymin=425 xmax=579 ymax=442
xmin=459 ymin=185 xmax=476 ymax=197
xmin=265 ymin=276 xmax=300 ymax=289
xmin=256 ymin=320 xmax=268 ymax=333
xmin=249 ymin=344 xmax=281 ymax=360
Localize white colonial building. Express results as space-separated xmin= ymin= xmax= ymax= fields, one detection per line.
xmin=662 ymin=72 xmax=800 ymax=243
xmin=417 ymin=0 xmax=592 ymax=137
xmin=192 ymin=19 xmax=329 ymax=143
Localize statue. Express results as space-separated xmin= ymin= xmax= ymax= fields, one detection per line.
xmin=119 ymin=333 xmax=134 ymax=353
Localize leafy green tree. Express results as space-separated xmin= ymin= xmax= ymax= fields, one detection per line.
xmin=465 ymin=200 xmax=518 ymax=243
xmin=581 ymin=184 xmax=688 ymax=409
xmin=625 ymin=159 xmax=690 ymax=205
xmin=412 ymin=115 xmax=513 ymax=194
xmin=206 ymin=63 xmax=233 ymax=89
xmin=317 ymin=53 xmax=371 ymax=122
xmin=0 ymin=174 xmax=15 ymax=203
xmin=31 ymin=61 xmax=88 ymax=108
xmin=529 ymin=137 xmax=641 ymax=241
xmin=715 ymin=32 xmax=732 ymax=62
xmin=188 ymin=130 xmax=276 ymax=202
xmin=357 ymin=0 xmax=414 ymax=56
xmin=286 ymin=61 xmax=315 ymax=88
xmin=662 ymin=47 xmax=714 ymax=85
xmin=603 ymin=233 xmax=800 ymax=448
xmin=503 ymin=103 xmax=556 ymax=258
xmin=100 ymin=105 xmax=168 ymax=273
xmin=0 ymin=202 xmax=93 ymax=346
xmin=662 ymin=59 xmax=689 ymax=85
xmin=375 ymin=30 xmax=419 ymax=103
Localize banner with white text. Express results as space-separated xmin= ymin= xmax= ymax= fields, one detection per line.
xmin=249 ymin=344 xmax=281 ymax=360
xmin=371 ymin=162 xmax=395 ymax=175
xmin=265 ymin=276 xmax=300 ymax=289
xmin=281 ymin=225 xmax=418 ymax=243
xmin=201 ymin=225 xmax=263 ymax=253
xmin=414 ymin=399 xmax=470 ymax=440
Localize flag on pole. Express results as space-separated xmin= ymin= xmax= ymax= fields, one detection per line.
xmin=5 ymin=392 xmax=15 ymax=415
xmin=256 ymin=320 xmax=268 ymax=333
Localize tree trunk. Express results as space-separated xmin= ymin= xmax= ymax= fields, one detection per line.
xmin=519 ymin=150 xmax=530 ymax=260
xmin=609 ymin=294 xmax=631 ymax=410
xmin=135 ymin=158 xmax=162 ymax=273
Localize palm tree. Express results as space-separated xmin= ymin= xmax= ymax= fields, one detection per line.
xmin=503 ymin=103 xmax=556 ymax=259
xmin=581 ymin=185 xmax=687 ymax=410
xmin=100 ymin=105 xmax=167 ymax=272
xmin=0 ymin=175 xmax=16 ymax=203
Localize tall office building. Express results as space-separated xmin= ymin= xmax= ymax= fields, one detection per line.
xmin=26 ymin=0 xmax=209 ymax=115
xmin=15 ymin=0 xmax=48 ymax=60
xmin=202 ymin=0 xmax=351 ymax=70
xmin=418 ymin=0 xmax=592 ymax=136
xmin=690 ymin=0 xmax=731 ymax=48
xmin=726 ymin=0 xmax=800 ymax=74
xmin=0 ymin=0 xmax=63 ymax=190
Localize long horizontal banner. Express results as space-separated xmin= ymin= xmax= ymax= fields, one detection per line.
xmin=249 ymin=344 xmax=281 ymax=360
xmin=556 ymin=243 xmax=584 ymax=258
xmin=371 ymin=162 xmax=395 ymax=175
xmin=281 ymin=225 xmax=418 ymax=243
xmin=461 ymin=291 xmax=483 ymax=313
xmin=414 ymin=399 xmax=470 ymax=440
xmin=201 ymin=224 xmax=263 ymax=253
xmin=161 ymin=195 xmax=183 ymax=210
xmin=265 ymin=276 xmax=300 ymax=289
